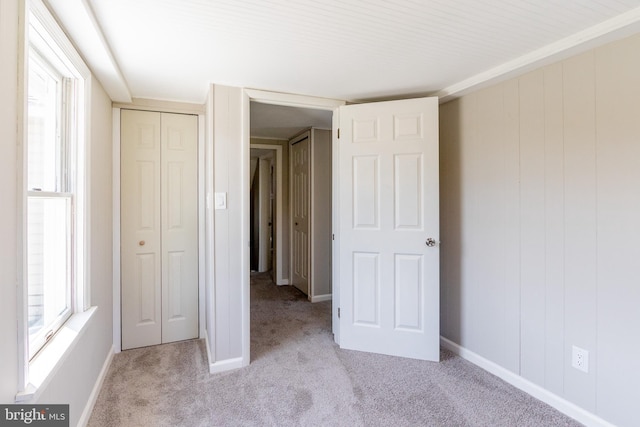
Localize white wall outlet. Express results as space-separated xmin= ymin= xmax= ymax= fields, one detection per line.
xmin=572 ymin=345 xmax=589 ymax=373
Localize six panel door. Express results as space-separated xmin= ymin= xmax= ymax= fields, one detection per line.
xmin=291 ymin=133 xmax=310 ymax=296
xmin=338 ymin=97 xmax=440 ymax=361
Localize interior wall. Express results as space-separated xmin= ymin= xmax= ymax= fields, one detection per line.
xmin=439 ymin=32 xmax=640 ymax=427
xmin=0 ymin=2 xmax=114 ymax=422
xmin=208 ymin=84 xmax=245 ymax=364
xmin=311 ymin=129 xmax=332 ymax=298
xmin=0 ymin=0 xmax=20 ymax=404
xmin=250 ymin=137 xmax=290 ymax=280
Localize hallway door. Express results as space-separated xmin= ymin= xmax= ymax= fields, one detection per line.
xmin=290 ymin=133 xmax=310 ymax=295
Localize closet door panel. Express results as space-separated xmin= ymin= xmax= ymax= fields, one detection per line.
xmin=161 ymin=112 xmax=199 ymax=343
xmin=121 ymin=109 xmax=162 ymax=350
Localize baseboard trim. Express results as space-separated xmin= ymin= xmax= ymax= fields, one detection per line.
xmin=311 ymin=294 xmax=332 ymax=303
xmin=204 ymin=329 xmax=245 ymax=374
xmin=78 ymin=345 xmax=115 ymax=427
xmin=276 ymin=279 xmax=289 ymax=286
xmin=209 ymin=357 xmax=244 ymax=374
xmin=440 ymin=337 xmax=615 ymax=427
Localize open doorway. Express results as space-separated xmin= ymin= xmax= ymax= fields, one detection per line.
xmin=250 ymin=147 xmax=275 ymax=275
xmin=239 ymin=90 xmax=345 ymax=367
xmin=249 ymin=101 xmax=334 ymax=297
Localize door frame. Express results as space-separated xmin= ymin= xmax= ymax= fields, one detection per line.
xmin=242 ymin=89 xmax=345 ymax=363
xmin=249 ymin=143 xmax=285 ymax=284
xmin=112 ymin=101 xmax=206 ymax=353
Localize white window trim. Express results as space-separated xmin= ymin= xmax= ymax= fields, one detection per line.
xmin=16 ymin=0 xmax=94 ymax=400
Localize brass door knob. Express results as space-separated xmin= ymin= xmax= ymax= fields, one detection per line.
xmin=139 ymin=240 xmax=145 ymax=246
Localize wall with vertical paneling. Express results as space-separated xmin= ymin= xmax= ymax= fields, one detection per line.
xmin=440 ymin=32 xmax=640 ymax=427
xmin=207 ymin=84 xmax=247 ymax=366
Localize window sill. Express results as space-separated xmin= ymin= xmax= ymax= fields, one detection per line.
xmin=16 ymin=306 xmax=98 ymax=403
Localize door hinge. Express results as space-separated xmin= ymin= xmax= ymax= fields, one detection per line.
xmin=338 ymin=307 xmax=340 ymax=318
xmin=337 ymin=128 xmax=340 ymax=139
xmin=332 ymin=234 xmax=335 ymax=240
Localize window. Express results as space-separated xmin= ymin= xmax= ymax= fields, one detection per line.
xmin=25 ymin=5 xmax=86 ymax=361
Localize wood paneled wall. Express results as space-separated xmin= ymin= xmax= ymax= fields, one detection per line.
xmin=440 ymin=32 xmax=640 ymax=427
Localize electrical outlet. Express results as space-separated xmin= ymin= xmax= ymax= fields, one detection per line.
xmin=572 ymin=345 xmax=589 ymax=373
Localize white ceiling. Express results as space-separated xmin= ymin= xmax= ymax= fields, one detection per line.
xmin=250 ymin=102 xmax=332 ymax=139
xmin=50 ymin=0 xmax=640 ymax=105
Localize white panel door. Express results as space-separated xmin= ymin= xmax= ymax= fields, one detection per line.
xmin=291 ymin=133 xmax=310 ymax=295
xmin=160 ymin=113 xmax=199 ymax=343
xmin=121 ymin=110 xmax=198 ymax=350
xmin=338 ymin=97 xmax=440 ymax=361
xmin=121 ymin=109 xmax=162 ymax=349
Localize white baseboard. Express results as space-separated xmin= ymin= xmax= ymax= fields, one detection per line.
xmin=78 ymin=345 xmax=115 ymax=427
xmin=311 ymin=294 xmax=332 ymax=303
xmin=204 ymin=329 xmax=245 ymax=374
xmin=440 ymin=337 xmax=615 ymax=427
xmin=209 ymin=357 xmax=244 ymax=374
xmin=276 ymin=279 xmax=289 ymax=286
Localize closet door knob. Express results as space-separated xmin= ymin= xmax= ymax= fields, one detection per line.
xmin=139 ymin=240 xmax=146 ymax=246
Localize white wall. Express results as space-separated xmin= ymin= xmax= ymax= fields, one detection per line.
xmin=206 ymin=85 xmax=246 ymax=365
xmin=0 ymin=0 xmax=20 ymax=404
xmin=440 ymin=32 xmax=640 ymax=427
xmin=0 ymin=2 xmax=114 ymax=425
xmin=311 ymin=129 xmax=332 ymax=298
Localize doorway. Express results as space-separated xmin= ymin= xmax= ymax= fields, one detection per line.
xmin=239 ymin=90 xmax=345 ymax=366
xmin=241 ymin=90 xmax=441 ymax=366
xmin=250 ymin=148 xmax=275 ymax=275
xmin=248 ymin=101 xmax=335 ymax=324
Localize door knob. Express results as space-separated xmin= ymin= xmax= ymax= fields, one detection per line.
xmin=425 ymin=238 xmax=437 ymax=247
xmin=139 ymin=240 xmax=146 ymax=246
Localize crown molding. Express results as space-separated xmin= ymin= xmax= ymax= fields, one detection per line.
xmin=436 ymin=6 xmax=640 ymax=103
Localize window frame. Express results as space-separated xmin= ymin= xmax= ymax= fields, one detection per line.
xmin=17 ymin=0 xmax=92 ymax=394
xmin=26 ymin=45 xmax=75 ymax=360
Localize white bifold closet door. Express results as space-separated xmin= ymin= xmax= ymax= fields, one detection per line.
xmin=121 ymin=109 xmax=198 ymax=350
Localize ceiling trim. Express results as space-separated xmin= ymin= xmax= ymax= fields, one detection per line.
xmin=250 ymin=136 xmax=289 ymax=141
xmin=45 ymin=0 xmax=131 ymax=103
xmin=437 ymin=6 xmax=640 ymax=103
xmin=245 ymin=89 xmax=345 ymax=110
xmin=113 ymin=97 xmax=205 ymax=115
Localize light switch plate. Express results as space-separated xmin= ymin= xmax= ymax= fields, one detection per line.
xmin=214 ymin=192 xmax=227 ymax=210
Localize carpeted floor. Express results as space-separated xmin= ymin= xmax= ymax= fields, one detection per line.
xmin=88 ymin=272 xmax=582 ymax=426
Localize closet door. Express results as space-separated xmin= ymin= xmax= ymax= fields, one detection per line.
xmin=121 ymin=110 xmax=198 ymax=350
xmin=121 ymin=110 xmax=162 ymax=349
xmin=160 ymin=113 xmax=198 ymax=343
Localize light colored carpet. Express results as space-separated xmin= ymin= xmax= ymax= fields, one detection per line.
xmin=88 ymin=273 xmax=582 ymax=426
